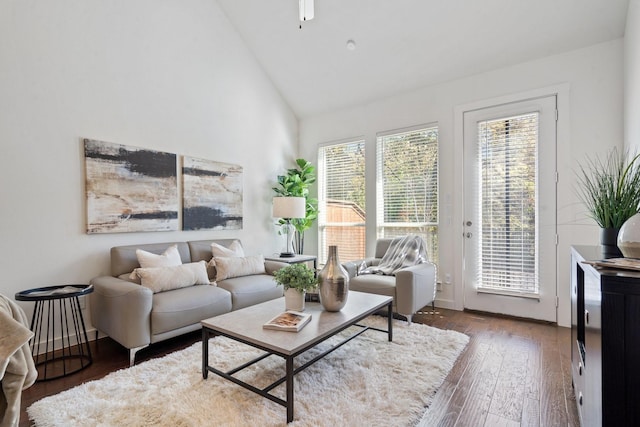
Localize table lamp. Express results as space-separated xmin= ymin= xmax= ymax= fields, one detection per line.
xmin=272 ymin=196 xmax=306 ymax=257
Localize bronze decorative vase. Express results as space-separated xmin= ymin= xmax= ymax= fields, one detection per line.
xmin=318 ymin=246 xmax=349 ymax=311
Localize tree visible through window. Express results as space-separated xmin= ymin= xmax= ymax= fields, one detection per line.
xmin=376 ymin=126 xmax=439 ymax=264
xmin=478 ymin=113 xmax=538 ymax=293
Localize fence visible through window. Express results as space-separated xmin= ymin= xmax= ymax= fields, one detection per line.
xmin=318 ymin=140 xmax=366 ymax=264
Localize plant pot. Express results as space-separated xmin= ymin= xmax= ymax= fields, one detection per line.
xmin=284 ymin=288 xmax=305 ymax=311
xmin=601 ymin=227 xmax=622 ymax=257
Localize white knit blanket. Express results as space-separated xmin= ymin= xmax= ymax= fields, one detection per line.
xmin=0 ymin=294 xmax=37 ymax=427
xmin=360 ymin=234 xmax=428 ymax=275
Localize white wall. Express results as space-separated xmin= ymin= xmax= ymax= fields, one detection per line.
xmin=625 ymin=0 xmax=640 ymax=150
xmin=300 ymin=39 xmax=624 ymax=327
xmin=0 ymin=1 xmax=297 ymax=329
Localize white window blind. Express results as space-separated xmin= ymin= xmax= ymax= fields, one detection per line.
xmin=376 ymin=125 xmax=438 ymax=263
xmin=318 ymin=140 xmax=366 ymax=264
xmin=478 ymin=113 xmax=538 ymax=294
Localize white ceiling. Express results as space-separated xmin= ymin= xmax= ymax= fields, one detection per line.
xmin=216 ymin=0 xmax=629 ymax=119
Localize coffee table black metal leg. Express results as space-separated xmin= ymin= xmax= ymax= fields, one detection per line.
xmin=387 ymin=300 xmax=393 ymax=342
xmin=286 ymin=356 xmax=294 ymax=423
xmin=202 ymin=328 xmax=209 ymax=379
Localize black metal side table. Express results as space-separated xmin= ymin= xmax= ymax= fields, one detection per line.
xmin=15 ymin=284 xmax=93 ymax=381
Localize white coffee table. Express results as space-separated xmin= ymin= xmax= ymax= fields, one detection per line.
xmin=201 ymin=291 xmax=393 ymax=423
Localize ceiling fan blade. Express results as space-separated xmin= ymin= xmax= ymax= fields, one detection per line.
xmin=299 ymin=0 xmax=314 ymax=21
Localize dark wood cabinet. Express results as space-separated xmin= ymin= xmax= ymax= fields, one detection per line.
xmin=571 ymin=246 xmax=640 ymax=427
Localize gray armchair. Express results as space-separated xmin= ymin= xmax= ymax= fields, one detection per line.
xmin=342 ymin=237 xmax=437 ymax=324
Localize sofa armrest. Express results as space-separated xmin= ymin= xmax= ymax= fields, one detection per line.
xmin=342 ymin=260 xmax=362 ymax=279
xmin=342 ymin=258 xmax=379 ymax=279
xmin=89 ymin=276 xmax=153 ymax=350
xmin=395 ymin=262 xmax=437 ymax=316
xmin=264 ymin=260 xmax=290 ymax=275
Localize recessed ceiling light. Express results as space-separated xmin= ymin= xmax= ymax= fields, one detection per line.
xmin=346 ymin=39 xmax=356 ymax=51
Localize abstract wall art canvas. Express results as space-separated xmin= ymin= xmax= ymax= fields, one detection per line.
xmin=182 ymin=156 xmax=243 ymax=230
xmin=84 ymin=139 xmax=178 ymax=234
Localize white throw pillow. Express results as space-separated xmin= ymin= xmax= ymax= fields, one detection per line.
xmin=210 ymin=240 xmax=244 ymax=258
xmin=208 ymin=241 xmax=247 ymax=280
xmin=136 ymin=244 xmax=182 ymax=268
xmin=214 ymin=255 xmax=266 ymax=281
xmin=130 ymin=261 xmax=210 ymax=293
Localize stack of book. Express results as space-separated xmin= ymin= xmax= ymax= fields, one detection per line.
xmin=582 ymin=257 xmax=640 ymax=271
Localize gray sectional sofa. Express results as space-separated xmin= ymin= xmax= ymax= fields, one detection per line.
xmin=90 ymin=239 xmax=286 ymax=365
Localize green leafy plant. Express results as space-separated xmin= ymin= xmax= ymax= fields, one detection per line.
xmin=576 ymin=148 xmax=640 ymax=228
xmin=273 ymin=158 xmax=319 ymax=253
xmin=273 ymin=263 xmax=318 ymax=292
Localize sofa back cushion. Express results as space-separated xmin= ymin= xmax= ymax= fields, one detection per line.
xmin=110 ymin=239 xmax=246 ymax=277
xmin=187 ymin=239 xmax=239 ymax=263
xmin=110 ymin=242 xmax=191 ymax=277
xmin=374 ymin=238 xmax=397 ymax=259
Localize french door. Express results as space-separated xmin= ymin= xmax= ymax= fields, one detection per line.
xmin=462 ymin=96 xmax=557 ymax=322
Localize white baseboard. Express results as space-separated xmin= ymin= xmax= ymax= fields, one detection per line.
xmin=433 ymin=298 xmax=457 ymax=310
xmin=30 ymin=326 xmax=99 ymax=356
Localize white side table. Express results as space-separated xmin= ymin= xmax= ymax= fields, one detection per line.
xmin=264 ymin=254 xmax=317 ymax=272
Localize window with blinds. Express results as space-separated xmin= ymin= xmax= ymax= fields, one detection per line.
xmin=478 ymin=113 xmax=538 ymax=294
xmin=317 ymin=140 xmax=366 ymax=264
xmin=376 ymin=125 xmax=438 ymax=263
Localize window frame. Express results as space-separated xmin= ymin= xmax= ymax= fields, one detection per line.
xmin=317 ymin=138 xmax=367 ymax=264
xmin=376 ymin=123 xmax=439 ymax=264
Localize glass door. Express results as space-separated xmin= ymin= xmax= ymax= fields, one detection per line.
xmin=462 ymin=95 xmax=557 ymax=322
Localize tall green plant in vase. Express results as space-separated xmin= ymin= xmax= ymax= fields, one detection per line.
xmin=273 ymin=158 xmax=318 ymax=254
xmin=576 ymin=148 xmax=640 ymax=254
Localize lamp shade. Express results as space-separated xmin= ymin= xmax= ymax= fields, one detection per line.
xmin=273 ymin=197 xmax=306 ymax=219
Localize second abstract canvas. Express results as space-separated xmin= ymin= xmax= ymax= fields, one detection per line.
xmin=182 ymin=156 xmax=243 ymax=230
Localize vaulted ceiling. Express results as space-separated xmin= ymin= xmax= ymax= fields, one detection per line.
xmin=217 ymin=0 xmax=629 ymax=119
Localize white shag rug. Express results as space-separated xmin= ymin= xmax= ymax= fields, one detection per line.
xmin=28 ymin=316 xmax=468 ymax=427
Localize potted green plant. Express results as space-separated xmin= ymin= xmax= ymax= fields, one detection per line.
xmin=273 ymin=158 xmax=318 ymax=254
xmin=273 ymin=263 xmax=318 ymax=311
xmin=576 ymin=148 xmax=640 ymax=254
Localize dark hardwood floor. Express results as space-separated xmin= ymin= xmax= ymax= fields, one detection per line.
xmin=19 ymin=309 xmax=579 ymax=427
xmin=415 ymin=309 xmax=579 ymax=427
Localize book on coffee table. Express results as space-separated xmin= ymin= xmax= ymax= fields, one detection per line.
xmin=263 ymin=311 xmax=312 ymax=332
xmin=582 ymin=257 xmax=640 ymax=271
